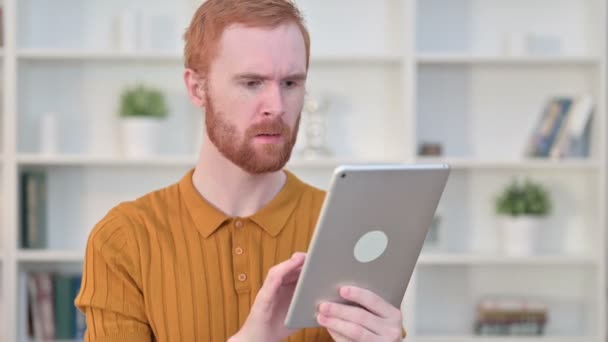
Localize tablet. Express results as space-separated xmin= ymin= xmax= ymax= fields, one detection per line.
xmin=284 ymin=163 xmax=450 ymax=329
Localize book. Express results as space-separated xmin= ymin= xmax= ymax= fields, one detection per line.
xmin=73 ymin=275 xmax=87 ymax=338
xmin=20 ymin=171 xmax=48 ymax=248
xmin=525 ymin=97 xmax=573 ymax=157
xmin=549 ymin=94 xmax=594 ymax=158
xmin=28 ymin=273 xmax=56 ymax=340
xmin=28 ymin=273 xmax=85 ymax=339
xmin=475 ymin=296 xmax=548 ymax=336
xmin=54 ymin=274 xmax=76 ymax=339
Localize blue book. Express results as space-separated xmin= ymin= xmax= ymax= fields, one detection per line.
xmin=72 ymin=275 xmax=87 ymax=339
xmin=527 ymin=97 xmax=573 ymax=157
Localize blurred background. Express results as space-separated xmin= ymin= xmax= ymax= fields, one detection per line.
xmin=1 ymin=0 xmax=607 ymax=341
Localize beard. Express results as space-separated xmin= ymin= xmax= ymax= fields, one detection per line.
xmin=204 ymin=90 xmax=300 ymax=174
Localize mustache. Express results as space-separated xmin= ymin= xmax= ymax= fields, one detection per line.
xmin=247 ymin=119 xmax=291 ymax=137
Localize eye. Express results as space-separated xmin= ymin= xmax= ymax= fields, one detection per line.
xmin=284 ymin=80 xmax=299 ymax=88
xmin=245 ymin=80 xmax=262 ymax=88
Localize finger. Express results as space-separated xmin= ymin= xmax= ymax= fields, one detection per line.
xmin=327 ymin=328 xmax=353 ymax=342
xmin=318 ymin=302 xmax=383 ymax=335
xmin=281 ymin=265 xmax=303 ymax=285
xmin=257 ymin=253 xmax=306 ymax=304
xmin=317 ymin=313 xmax=378 ymax=342
xmin=340 ymin=286 xmax=400 ymax=320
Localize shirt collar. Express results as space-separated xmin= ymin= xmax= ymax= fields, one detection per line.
xmin=179 ymin=168 xmax=305 ymax=238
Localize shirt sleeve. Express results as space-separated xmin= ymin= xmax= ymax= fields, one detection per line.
xmin=74 ymin=208 xmax=152 ymax=342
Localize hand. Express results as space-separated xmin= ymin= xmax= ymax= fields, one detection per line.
xmin=229 ymin=252 xmax=306 ymax=342
xmin=316 ymin=286 xmax=403 ymax=342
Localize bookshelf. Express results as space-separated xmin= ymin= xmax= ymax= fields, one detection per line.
xmin=416 ymin=54 xmax=601 ymax=66
xmin=1 ymin=0 xmax=607 ymax=341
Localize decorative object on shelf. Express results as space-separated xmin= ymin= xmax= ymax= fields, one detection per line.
xmin=418 ymin=142 xmax=443 ymax=156
xmin=118 ymin=84 xmax=169 ymax=157
xmin=423 ymin=210 xmax=443 ymax=251
xmin=562 ymin=215 xmax=590 ymax=255
xmin=297 ymin=91 xmax=332 ymax=159
xmin=526 ymin=33 xmax=562 ymax=56
xmin=139 ymin=10 xmax=180 ymax=52
xmin=502 ymin=32 xmax=527 ymax=57
xmin=525 ymin=95 xmax=594 ymax=159
xmin=495 ymin=178 xmax=552 ymax=256
xmin=112 ymin=8 xmax=179 ymax=52
xmin=474 ymin=296 xmax=547 ymax=336
xmin=112 ymin=8 xmax=141 ymax=51
xmin=502 ymin=32 xmax=562 ymax=57
xmin=40 ymin=112 xmax=58 ymax=154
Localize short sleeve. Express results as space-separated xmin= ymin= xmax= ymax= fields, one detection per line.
xmin=74 ymin=209 xmax=152 ymax=342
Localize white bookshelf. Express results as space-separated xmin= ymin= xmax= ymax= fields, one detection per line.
xmin=1 ymin=0 xmax=607 ymax=341
xmin=16 ymin=250 xmax=84 ymax=263
xmin=17 ymin=48 xmax=402 ymax=65
xmin=417 ymin=54 xmax=601 ymax=66
xmin=413 ymin=337 xmax=597 ymax=342
xmin=418 ymin=253 xmax=598 ymax=267
xmin=416 ymin=157 xmax=601 ymax=170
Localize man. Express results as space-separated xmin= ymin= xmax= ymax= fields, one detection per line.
xmin=75 ymin=0 xmax=405 ymax=341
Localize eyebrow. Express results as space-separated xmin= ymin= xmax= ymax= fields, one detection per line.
xmin=233 ymin=73 xmax=307 ymax=82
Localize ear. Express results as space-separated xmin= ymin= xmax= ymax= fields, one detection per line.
xmin=184 ymin=68 xmax=207 ymax=108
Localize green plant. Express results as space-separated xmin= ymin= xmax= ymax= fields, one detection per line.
xmin=495 ymin=178 xmax=552 ymax=217
xmin=119 ymin=84 xmax=168 ymax=119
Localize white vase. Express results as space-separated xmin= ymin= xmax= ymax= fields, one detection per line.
xmin=40 ymin=112 xmax=58 ymax=154
xmin=499 ymin=216 xmax=542 ymax=256
xmin=120 ymin=117 xmax=163 ymax=157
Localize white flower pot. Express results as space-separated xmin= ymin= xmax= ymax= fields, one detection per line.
xmin=499 ymin=216 xmax=542 ymax=256
xmin=120 ymin=117 xmax=163 ymax=157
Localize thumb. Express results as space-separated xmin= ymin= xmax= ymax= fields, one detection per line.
xmin=257 ymin=253 xmax=306 ymax=305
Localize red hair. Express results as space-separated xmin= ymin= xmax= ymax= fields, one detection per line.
xmin=183 ymin=0 xmax=310 ymax=75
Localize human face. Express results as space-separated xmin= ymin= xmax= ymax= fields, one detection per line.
xmin=203 ymin=22 xmax=307 ymax=174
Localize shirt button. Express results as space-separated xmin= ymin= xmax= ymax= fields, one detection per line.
xmin=235 ymin=220 xmax=243 ymax=228
xmin=238 ymin=273 xmax=247 ymax=282
xmin=235 ymin=247 xmax=243 ymax=255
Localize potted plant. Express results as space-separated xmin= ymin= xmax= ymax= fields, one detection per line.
xmin=495 ymin=177 xmax=552 ymax=256
xmin=118 ymin=84 xmax=168 ymax=157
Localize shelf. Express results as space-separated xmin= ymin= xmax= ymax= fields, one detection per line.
xmin=417 ymin=54 xmax=600 ymax=66
xmin=17 ymin=250 xmax=84 ymax=263
xmin=16 ymin=153 xmax=404 ymax=168
xmin=418 ymin=253 xmax=597 ymax=266
xmin=416 ymin=157 xmax=599 ymax=170
xmin=17 ymin=154 xmax=197 ymax=167
xmin=288 ymin=156 xmax=404 ymax=168
xmin=18 ymin=49 xmax=183 ymax=62
xmin=413 ymin=336 xmax=596 ymax=342
xmin=17 ymin=49 xmax=403 ymax=65
xmin=17 ymin=154 xmax=599 ymax=170
xmin=310 ymin=54 xmax=402 ymax=64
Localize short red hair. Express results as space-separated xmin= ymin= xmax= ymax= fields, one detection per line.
xmin=183 ymin=0 xmax=310 ymax=76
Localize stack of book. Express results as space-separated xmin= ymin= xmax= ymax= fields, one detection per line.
xmin=525 ymin=95 xmax=594 ymax=159
xmin=27 ymin=272 xmax=86 ymax=340
xmin=474 ymin=296 xmax=548 ymax=336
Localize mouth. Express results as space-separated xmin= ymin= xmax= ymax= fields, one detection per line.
xmin=254 ymin=133 xmax=283 ymax=143
xmin=256 ymin=133 xmax=281 ymax=137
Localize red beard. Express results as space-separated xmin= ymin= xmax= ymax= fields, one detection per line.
xmin=204 ymin=91 xmax=300 ymax=174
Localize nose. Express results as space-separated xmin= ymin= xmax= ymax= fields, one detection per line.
xmin=262 ymin=83 xmax=285 ymax=117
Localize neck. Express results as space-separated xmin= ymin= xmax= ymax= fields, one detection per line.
xmin=191 ymin=132 xmax=287 ymax=217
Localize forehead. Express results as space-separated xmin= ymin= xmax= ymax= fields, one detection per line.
xmin=211 ymin=22 xmax=307 ymax=78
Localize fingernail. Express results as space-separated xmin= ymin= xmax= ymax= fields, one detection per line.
xmin=341 ymin=286 xmax=350 ymax=297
